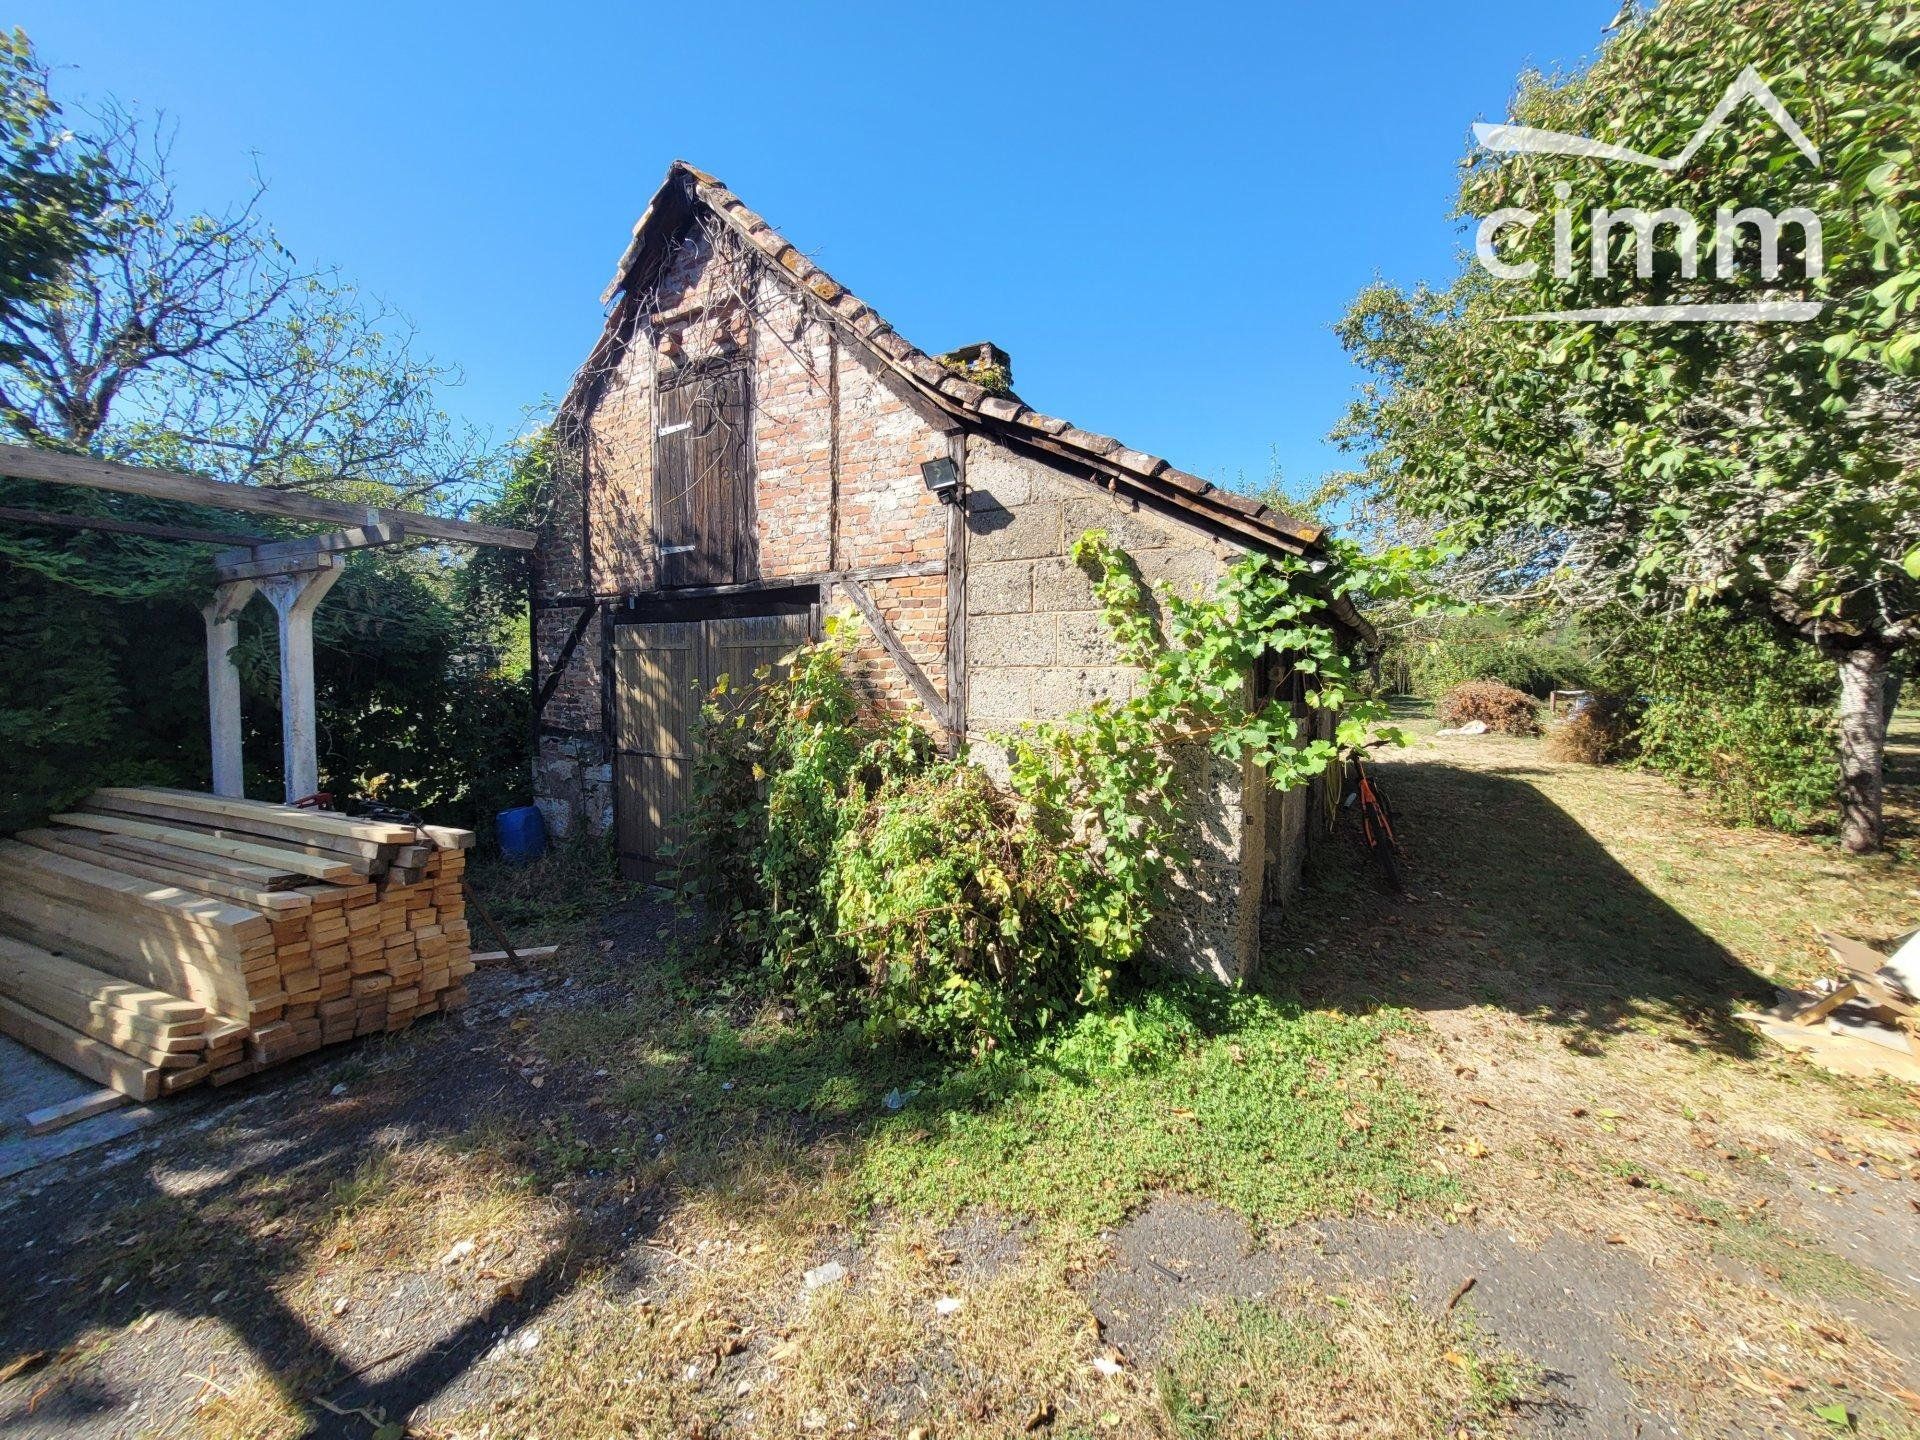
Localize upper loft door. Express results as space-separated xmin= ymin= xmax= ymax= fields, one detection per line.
xmin=654 ymin=363 xmax=754 ymax=588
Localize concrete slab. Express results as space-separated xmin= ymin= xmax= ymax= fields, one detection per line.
xmin=0 ymin=1033 xmax=167 ymax=1181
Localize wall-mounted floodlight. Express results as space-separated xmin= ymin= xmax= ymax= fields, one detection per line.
xmin=919 ymin=456 xmax=960 ymax=504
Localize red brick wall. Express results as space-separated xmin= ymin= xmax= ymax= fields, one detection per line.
xmin=535 ymin=216 xmax=953 ymax=749
xmin=534 ymin=603 xmax=600 ymax=735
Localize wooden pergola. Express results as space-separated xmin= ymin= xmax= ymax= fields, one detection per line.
xmin=0 ymin=445 xmax=537 ymax=804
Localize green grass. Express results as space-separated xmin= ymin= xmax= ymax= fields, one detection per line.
xmin=533 ymin=959 xmax=1450 ymax=1240
xmin=1695 ymin=1198 xmax=1899 ymax=1302
xmin=464 ymin=833 xmax=643 ymax=946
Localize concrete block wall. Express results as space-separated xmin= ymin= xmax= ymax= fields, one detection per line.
xmin=960 ymin=437 xmax=1269 ymax=983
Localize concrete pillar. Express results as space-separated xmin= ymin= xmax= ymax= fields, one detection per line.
xmin=201 ymin=580 xmax=256 ymax=798
xmin=257 ymin=562 xmax=343 ymax=803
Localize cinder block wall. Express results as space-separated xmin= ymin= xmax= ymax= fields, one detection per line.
xmin=960 ymin=437 xmax=1273 ymax=984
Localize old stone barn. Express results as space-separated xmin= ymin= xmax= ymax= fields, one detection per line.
xmin=532 ymin=162 xmax=1369 ymax=982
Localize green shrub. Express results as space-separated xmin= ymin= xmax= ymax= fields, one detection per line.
xmin=677 ymin=533 xmax=1411 ymax=1055
xmin=1621 ymin=612 xmax=1837 ymax=833
xmin=1437 ymin=679 xmax=1542 ymax=736
xmin=1397 ymin=610 xmax=1594 ymax=698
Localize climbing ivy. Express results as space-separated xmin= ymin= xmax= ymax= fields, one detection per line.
xmin=677 ymin=531 xmax=1425 ymax=1054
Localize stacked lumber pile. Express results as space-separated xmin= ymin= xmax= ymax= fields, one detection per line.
xmin=0 ymin=787 xmax=475 ymax=1100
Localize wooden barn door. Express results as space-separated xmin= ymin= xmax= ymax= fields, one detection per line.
xmin=612 ymin=609 xmax=811 ymax=881
xmin=654 ymin=365 xmax=754 ymax=588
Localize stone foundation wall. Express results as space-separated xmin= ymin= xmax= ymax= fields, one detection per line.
xmin=534 ymin=732 xmax=612 ymax=841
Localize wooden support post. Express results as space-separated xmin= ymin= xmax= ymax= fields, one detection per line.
xmin=257 ymin=562 xmax=343 ymax=802
xmin=201 ymin=581 xmax=256 ymax=798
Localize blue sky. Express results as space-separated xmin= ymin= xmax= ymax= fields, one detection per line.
xmin=18 ymin=2 xmax=1615 ymax=500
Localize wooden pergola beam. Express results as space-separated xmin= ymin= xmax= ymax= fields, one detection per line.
xmin=0 ymin=444 xmax=537 ymax=552
xmin=0 ymin=503 xmax=270 ymax=549
xmin=213 ymin=523 xmax=406 ymax=582
xmin=221 ymin=522 xmax=405 ymax=569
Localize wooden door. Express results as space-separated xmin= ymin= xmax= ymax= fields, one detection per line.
xmin=613 ymin=621 xmax=702 ymax=881
xmin=612 ymin=610 xmax=811 ymax=881
xmin=655 ymin=365 xmax=754 ymax=588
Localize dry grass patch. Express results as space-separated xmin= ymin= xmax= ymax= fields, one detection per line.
xmin=757 ymin=1230 xmax=1132 ymax=1436
xmin=310 ymin=1142 xmax=551 ymax=1279
xmin=191 ymin=1372 xmax=309 ymax=1440
xmin=1155 ymin=1283 xmax=1533 ymax=1439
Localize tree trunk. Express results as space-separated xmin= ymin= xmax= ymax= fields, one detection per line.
xmin=1836 ymin=644 xmax=1891 ymax=854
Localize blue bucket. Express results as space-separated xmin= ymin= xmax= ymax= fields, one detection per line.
xmin=495 ymin=805 xmax=548 ymax=864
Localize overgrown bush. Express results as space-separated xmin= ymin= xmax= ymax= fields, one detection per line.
xmin=1545 ymin=693 xmax=1638 ymax=766
xmin=677 ymin=532 xmax=1417 ymax=1054
xmin=1619 ymin=611 xmax=1837 ymax=833
xmin=1436 ymin=680 xmax=1542 ymax=736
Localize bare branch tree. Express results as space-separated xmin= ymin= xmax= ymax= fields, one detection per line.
xmin=0 ymin=95 xmax=496 ymax=514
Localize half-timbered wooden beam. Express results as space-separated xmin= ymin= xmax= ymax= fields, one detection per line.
xmin=837 ymin=575 xmax=954 ymax=736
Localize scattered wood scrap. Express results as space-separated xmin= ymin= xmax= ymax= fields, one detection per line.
xmin=24 ymin=1087 xmax=131 ymax=1136
xmin=0 ymin=787 xmax=476 ymax=1099
xmin=470 ymin=945 xmax=560 ymax=967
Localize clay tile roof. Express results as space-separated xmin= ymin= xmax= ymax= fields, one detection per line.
xmin=567 ymin=161 xmax=1330 ymax=562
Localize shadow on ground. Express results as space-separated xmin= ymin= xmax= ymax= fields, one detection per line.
xmin=0 ymin=974 xmax=619 ymax=1439
xmin=1279 ymin=751 xmax=1779 ymax=1058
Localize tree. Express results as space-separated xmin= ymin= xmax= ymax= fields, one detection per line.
xmin=0 ymin=39 xmax=526 ymax=830
xmin=0 ymin=31 xmax=106 ymax=366
xmin=0 ymin=95 xmax=490 ymax=508
xmin=1336 ymin=0 xmax=1918 ymax=850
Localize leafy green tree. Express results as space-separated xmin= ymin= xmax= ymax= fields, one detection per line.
xmin=0 ymin=31 xmax=104 ymax=367
xmin=1336 ymin=0 xmax=1918 ymax=850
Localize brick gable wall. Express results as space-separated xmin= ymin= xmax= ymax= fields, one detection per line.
xmin=534 ymin=221 xmax=954 ymax=836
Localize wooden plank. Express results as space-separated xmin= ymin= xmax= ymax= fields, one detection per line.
xmin=0 ymin=444 xmax=536 ymax=551
xmin=0 ymin=997 xmax=162 ymax=1101
xmin=0 ymin=962 xmax=208 ymax=1046
xmin=0 ymin=504 xmax=269 ymax=548
xmin=20 ymin=832 xmax=314 ymax=915
xmin=420 ymin=825 xmax=476 ymax=852
xmin=90 ymin=788 xmax=419 ymax=845
xmin=80 ymin=793 xmax=389 ymax=866
xmin=470 ymin=945 xmax=559 ymax=967
xmin=160 ymin=1063 xmax=211 ymax=1095
xmin=0 ymin=886 xmax=256 ymax=1016
xmin=0 ymin=840 xmax=271 ymax=937
xmin=24 ymin=1088 xmax=132 ymax=1136
xmin=0 ymin=935 xmax=206 ymax=1026
xmin=53 ymin=812 xmax=356 ymax=882
xmin=92 ymin=833 xmax=305 ymax=888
